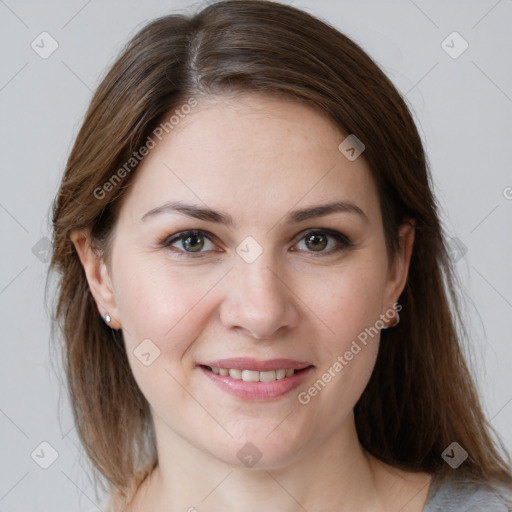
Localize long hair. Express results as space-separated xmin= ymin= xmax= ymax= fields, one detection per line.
xmin=47 ymin=0 xmax=512 ymax=508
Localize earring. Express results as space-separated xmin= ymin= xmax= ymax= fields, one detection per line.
xmin=103 ymin=313 xmax=111 ymax=324
xmin=383 ymin=305 xmax=400 ymax=329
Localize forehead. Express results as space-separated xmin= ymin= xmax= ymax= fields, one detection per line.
xmin=118 ymin=93 xmax=379 ymax=227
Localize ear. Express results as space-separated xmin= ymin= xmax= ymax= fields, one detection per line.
xmin=383 ymin=220 xmax=415 ymax=322
xmin=70 ymin=229 xmax=121 ymax=329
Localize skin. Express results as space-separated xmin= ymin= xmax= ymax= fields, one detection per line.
xmin=71 ymin=93 xmax=431 ymax=511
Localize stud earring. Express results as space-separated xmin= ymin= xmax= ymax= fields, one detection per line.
xmin=383 ymin=305 xmax=400 ymax=330
xmin=103 ymin=313 xmax=111 ymax=324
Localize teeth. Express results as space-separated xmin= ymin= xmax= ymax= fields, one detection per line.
xmin=209 ymin=367 xmax=297 ymax=382
xmin=228 ymin=369 xmax=242 ymax=380
xmin=241 ymin=370 xmax=260 ymax=382
xmin=259 ymin=370 xmax=276 ymax=382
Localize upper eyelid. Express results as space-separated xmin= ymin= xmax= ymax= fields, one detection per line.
xmin=165 ymin=229 xmax=217 ymax=245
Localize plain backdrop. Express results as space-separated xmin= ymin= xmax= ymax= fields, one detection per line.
xmin=0 ymin=0 xmax=511 ymax=510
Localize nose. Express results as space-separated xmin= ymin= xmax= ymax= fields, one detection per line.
xmin=219 ymin=254 xmax=300 ymax=340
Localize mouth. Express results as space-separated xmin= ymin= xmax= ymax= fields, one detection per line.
xmin=200 ymin=365 xmax=311 ymax=382
xmin=198 ymin=358 xmax=315 ymax=401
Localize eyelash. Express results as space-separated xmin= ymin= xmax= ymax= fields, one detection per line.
xmin=160 ymin=229 xmax=353 ymax=258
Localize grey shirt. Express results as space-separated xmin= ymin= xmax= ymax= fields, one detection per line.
xmin=423 ymin=471 xmax=512 ymax=511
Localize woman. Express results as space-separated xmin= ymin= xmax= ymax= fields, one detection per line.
xmin=47 ymin=1 xmax=512 ymax=510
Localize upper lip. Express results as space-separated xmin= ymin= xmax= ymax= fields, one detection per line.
xmin=200 ymin=358 xmax=313 ymax=372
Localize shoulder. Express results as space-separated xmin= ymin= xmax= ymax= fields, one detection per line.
xmin=423 ymin=471 xmax=512 ymax=511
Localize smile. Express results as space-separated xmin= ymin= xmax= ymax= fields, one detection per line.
xmin=198 ymin=359 xmax=314 ymax=401
xmin=206 ymin=366 xmax=296 ymax=382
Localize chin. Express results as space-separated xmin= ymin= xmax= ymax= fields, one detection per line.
xmin=207 ymin=427 xmax=310 ymax=471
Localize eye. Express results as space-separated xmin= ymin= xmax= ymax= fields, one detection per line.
xmin=293 ymin=229 xmax=353 ymax=255
xmin=164 ymin=230 xmax=217 ymax=256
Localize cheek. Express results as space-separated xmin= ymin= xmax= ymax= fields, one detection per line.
xmin=304 ymin=252 xmax=388 ymax=351
xmin=293 ymin=254 xmax=387 ymax=420
xmin=112 ymin=254 xmax=217 ymax=381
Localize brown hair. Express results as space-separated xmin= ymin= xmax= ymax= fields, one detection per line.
xmin=47 ymin=0 xmax=512 ymax=508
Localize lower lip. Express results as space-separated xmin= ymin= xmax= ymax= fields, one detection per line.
xmin=199 ymin=366 xmax=314 ymax=401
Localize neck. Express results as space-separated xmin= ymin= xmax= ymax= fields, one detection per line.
xmin=131 ymin=414 xmax=409 ymax=511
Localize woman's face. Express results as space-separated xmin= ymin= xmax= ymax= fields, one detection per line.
xmin=86 ymin=94 xmax=412 ymax=469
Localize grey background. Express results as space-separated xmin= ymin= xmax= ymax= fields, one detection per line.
xmin=0 ymin=0 xmax=511 ymax=510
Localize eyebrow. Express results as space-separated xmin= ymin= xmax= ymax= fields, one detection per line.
xmin=141 ymin=200 xmax=368 ymax=225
